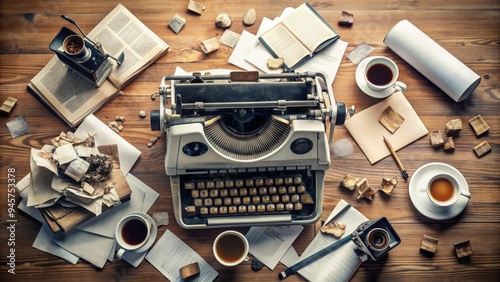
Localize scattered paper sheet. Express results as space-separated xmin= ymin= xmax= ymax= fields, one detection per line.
xmin=246 ymin=225 xmax=304 ymax=270
xmin=280 ymin=246 xmax=300 ymax=267
xmin=75 ymin=114 xmax=140 ymax=175
xmin=146 ymin=229 xmax=219 ymax=282
xmin=345 ymin=91 xmax=428 ymax=164
xmin=33 ymin=225 xmax=80 ymax=265
xmin=6 ymin=114 xmax=30 ymax=138
xmin=228 ymin=30 xmax=261 ymax=71
xmin=16 ymin=114 xmax=158 ymax=268
xmin=296 ymin=199 xmax=368 ymax=282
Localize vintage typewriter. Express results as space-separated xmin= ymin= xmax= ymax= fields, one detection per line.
xmin=151 ymin=71 xmax=350 ymax=229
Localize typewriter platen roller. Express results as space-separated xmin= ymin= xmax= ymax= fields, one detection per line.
xmin=151 ymin=71 xmax=352 ymax=229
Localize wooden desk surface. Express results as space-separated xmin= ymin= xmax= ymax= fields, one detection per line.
xmin=0 ymin=0 xmax=499 ymax=281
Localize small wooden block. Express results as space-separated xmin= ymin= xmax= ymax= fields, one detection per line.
xmin=445 ymin=118 xmax=462 ymax=135
xmin=267 ymin=58 xmax=284 ymax=70
xmin=469 ymin=115 xmax=490 ymax=136
xmin=187 ymin=0 xmax=205 ymax=15
xmin=443 ymin=136 xmax=455 ymax=152
xmin=379 ymin=106 xmax=405 ymax=133
xmin=168 ymin=13 xmax=187 ymax=34
xmin=473 ymin=140 xmax=491 ymax=157
xmin=429 ymin=130 xmax=444 ymax=147
xmin=180 ymin=262 xmax=200 ymax=280
xmin=338 ymin=11 xmax=354 ymax=27
xmin=420 ymin=235 xmax=439 ymax=255
xmin=0 ymin=96 xmax=17 ymax=115
xmin=454 ymin=240 xmax=473 ymax=259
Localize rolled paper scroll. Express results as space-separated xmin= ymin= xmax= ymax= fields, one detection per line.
xmin=384 ymin=19 xmax=481 ymax=102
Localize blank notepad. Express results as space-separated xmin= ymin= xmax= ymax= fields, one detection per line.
xmin=345 ymin=91 xmax=428 ymax=164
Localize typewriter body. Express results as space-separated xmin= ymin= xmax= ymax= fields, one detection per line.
xmin=151 ymin=71 xmax=348 ymax=229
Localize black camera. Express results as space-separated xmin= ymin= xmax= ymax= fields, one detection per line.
xmin=351 ymin=217 xmax=401 ymax=262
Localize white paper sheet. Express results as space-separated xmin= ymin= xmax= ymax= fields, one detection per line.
xmin=33 ymin=225 xmax=80 ymax=265
xmin=228 ymin=30 xmax=261 ymax=71
xmin=146 ymin=229 xmax=219 ymax=282
xmin=75 ymin=114 xmax=141 ymax=175
xmin=246 ymin=225 xmax=303 ymax=270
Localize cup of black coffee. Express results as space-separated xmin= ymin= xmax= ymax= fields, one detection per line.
xmin=213 ymin=230 xmax=249 ymax=266
xmin=363 ymin=56 xmax=407 ymax=93
xmin=115 ymin=213 xmax=151 ymax=259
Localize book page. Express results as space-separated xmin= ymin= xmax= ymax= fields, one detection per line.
xmin=282 ymin=3 xmax=337 ymax=53
xmin=88 ymin=3 xmax=169 ymax=88
xmin=260 ymin=23 xmax=310 ymax=69
xmin=28 ymin=56 xmax=118 ymax=126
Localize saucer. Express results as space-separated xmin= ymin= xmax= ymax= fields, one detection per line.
xmin=409 ymin=162 xmax=470 ymax=220
xmin=355 ymin=57 xmax=396 ymax=98
xmin=126 ymin=212 xmax=158 ymax=254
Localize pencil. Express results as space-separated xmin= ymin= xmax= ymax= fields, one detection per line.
xmin=383 ymin=136 xmax=409 ymax=180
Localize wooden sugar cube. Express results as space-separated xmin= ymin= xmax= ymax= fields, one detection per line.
xmin=469 ymin=115 xmax=490 ymax=136
xmin=454 ymin=240 xmax=473 ymax=259
xmin=443 ymin=136 xmax=455 ymax=152
xmin=0 ymin=96 xmax=17 ymax=115
xmin=267 ymin=58 xmax=284 ymax=70
xmin=338 ymin=11 xmax=354 ymax=27
xmin=187 ymin=0 xmax=205 ymax=15
xmin=429 ymin=130 xmax=444 ymax=147
xmin=445 ymin=118 xmax=462 ymax=135
xmin=420 ymin=235 xmax=439 ymax=255
xmin=473 ymin=140 xmax=491 ymax=157
xmin=168 ymin=14 xmax=187 ymax=34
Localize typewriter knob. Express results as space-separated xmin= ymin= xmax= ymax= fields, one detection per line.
xmin=291 ymin=138 xmax=313 ymax=154
xmin=183 ymin=142 xmax=208 ymax=156
xmin=150 ymin=110 xmax=161 ymax=131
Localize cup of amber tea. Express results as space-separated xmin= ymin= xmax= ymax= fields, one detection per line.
xmin=213 ymin=230 xmax=249 ymax=266
xmin=427 ymin=173 xmax=471 ymax=207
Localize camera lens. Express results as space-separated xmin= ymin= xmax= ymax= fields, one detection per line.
xmin=366 ymin=228 xmax=390 ymax=251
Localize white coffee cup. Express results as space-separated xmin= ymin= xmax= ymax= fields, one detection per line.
xmin=363 ymin=56 xmax=407 ymax=93
xmin=427 ymin=173 xmax=471 ymax=207
xmin=213 ymin=230 xmax=249 ymax=266
xmin=115 ymin=213 xmax=151 ymax=259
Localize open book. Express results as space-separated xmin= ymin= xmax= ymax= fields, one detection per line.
xmin=258 ymin=2 xmax=340 ymax=71
xmin=27 ymin=3 xmax=169 ymax=127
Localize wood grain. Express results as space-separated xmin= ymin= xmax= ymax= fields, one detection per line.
xmin=0 ymin=0 xmax=499 ymax=281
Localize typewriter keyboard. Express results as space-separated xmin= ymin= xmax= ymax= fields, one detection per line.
xmin=179 ymin=170 xmax=317 ymax=222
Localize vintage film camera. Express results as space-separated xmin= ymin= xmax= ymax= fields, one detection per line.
xmin=352 ymin=217 xmax=401 ymax=262
xmin=49 ymin=16 xmax=123 ymax=87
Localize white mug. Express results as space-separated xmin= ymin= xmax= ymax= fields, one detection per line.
xmin=213 ymin=230 xmax=249 ymax=266
xmin=363 ymin=56 xmax=407 ymax=93
xmin=115 ymin=213 xmax=151 ymax=259
xmin=427 ymin=173 xmax=471 ymax=207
